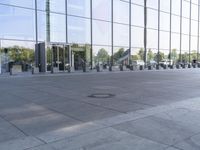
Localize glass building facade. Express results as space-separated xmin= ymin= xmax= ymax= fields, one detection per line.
xmin=0 ymin=0 xmax=200 ymax=73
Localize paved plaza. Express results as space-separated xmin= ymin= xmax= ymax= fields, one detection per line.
xmin=1 ymin=69 xmax=200 ymax=149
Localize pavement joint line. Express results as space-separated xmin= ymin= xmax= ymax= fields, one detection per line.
xmin=0 ymin=114 xmax=29 ymax=137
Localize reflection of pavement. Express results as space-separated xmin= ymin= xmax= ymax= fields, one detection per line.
xmin=0 ymin=69 xmax=200 ymax=149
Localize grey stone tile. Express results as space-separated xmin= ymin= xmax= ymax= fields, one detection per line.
xmin=30 ymin=127 xmax=167 ymax=150
xmin=113 ymin=116 xmax=195 ymax=145
xmin=94 ymin=112 xmax=147 ymax=127
xmin=82 ymin=98 xmax=150 ymax=113
xmin=0 ymin=121 xmax=25 ymax=143
xmin=11 ymin=113 xmax=81 ymax=136
xmin=154 ymin=108 xmax=200 ymax=133
xmin=43 ymin=101 xmax=121 ymax=122
xmin=0 ymin=136 xmax=44 ymax=150
xmin=0 ymin=103 xmax=53 ymax=121
xmin=174 ymin=133 xmax=200 ymax=150
xmin=37 ymin=122 xmax=104 ymax=143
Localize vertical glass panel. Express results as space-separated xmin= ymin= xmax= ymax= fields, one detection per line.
xmin=0 ymin=5 xmax=35 ymax=40
xmin=191 ymin=4 xmax=198 ymax=20
xmin=172 ymin=15 xmax=180 ymax=33
xmin=68 ymin=16 xmax=91 ymax=44
xmin=113 ymin=24 xmax=129 ymax=47
xmin=160 ymin=12 xmax=170 ymax=31
xmin=37 ymin=0 xmax=65 ymax=13
xmin=160 ymin=31 xmax=169 ymax=49
xmin=147 ymin=29 xmax=158 ymax=49
xmin=1 ymin=0 xmax=35 ymax=8
xmin=132 ymin=4 xmax=144 ymax=27
xmin=113 ymin=0 xmax=129 ymax=24
xmin=160 ymin=0 xmax=170 ymax=12
xmin=93 ymin=46 xmax=111 ymax=67
xmin=147 ymin=0 xmax=158 ymax=9
xmin=182 ymin=35 xmax=189 ymax=51
xmin=191 ymin=36 xmax=197 ymax=51
xmin=182 ymin=18 xmax=189 ymax=34
xmin=113 ymin=46 xmax=129 ymax=65
xmin=172 ymin=0 xmax=180 ymax=15
xmin=93 ymin=0 xmax=111 ymax=21
xmin=182 ymin=0 xmax=190 ymax=18
xmin=131 ymin=27 xmax=144 ymax=48
xmin=132 ymin=0 xmax=144 ymax=5
xmin=50 ymin=13 xmax=66 ymax=42
xmin=191 ymin=20 xmax=198 ymax=36
xmin=37 ymin=11 xmax=46 ymax=41
xmin=147 ymin=8 xmax=158 ymax=29
xmin=0 ymin=40 xmax=35 ymax=73
xmin=192 ymin=0 xmax=198 ymax=5
xmin=171 ymin=33 xmax=180 ymax=50
xmin=92 ymin=20 xmax=111 ymax=46
xmin=67 ymin=0 xmax=90 ymax=17
xmin=171 ymin=33 xmax=180 ymax=62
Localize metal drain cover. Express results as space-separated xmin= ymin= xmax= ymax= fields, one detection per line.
xmin=88 ymin=93 xmax=115 ymax=98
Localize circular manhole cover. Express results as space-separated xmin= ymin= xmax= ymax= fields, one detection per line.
xmin=88 ymin=93 xmax=115 ymax=98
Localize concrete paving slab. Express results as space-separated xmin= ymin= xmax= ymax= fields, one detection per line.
xmin=113 ymin=115 xmax=196 ymax=145
xmin=11 ymin=113 xmax=81 ymax=136
xmin=43 ymin=100 xmax=122 ymax=122
xmin=0 ymin=121 xmax=25 ymax=143
xmin=30 ymin=127 xmax=167 ymax=150
xmin=37 ymin=122 xmax=104 ymax=143
xmin=173 ymin=133 xmax=200 ymax=150
xmin=0 ymin=136 xmax=44 ymax=150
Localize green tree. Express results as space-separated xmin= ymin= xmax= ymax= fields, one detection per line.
xmin=96 ymin=48 xmax=109 ymax=63
xmin=132 ymin=54 xmax=140 ymax=60
xmin=169 ymin=49 xmax=178 ymax=62
xmin=113 ymin=48 xmax=124 ymax=63
xmin=138 ymin=48 xmax=144 ymax=60
xmin=154 ymin=52 xmax=165 ymax=62
xmin=147 ymin=49 xmax=154 ymax=61
xmin=191 ymin=50 xmax=197 ymax=60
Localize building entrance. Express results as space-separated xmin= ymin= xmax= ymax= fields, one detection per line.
xmin=47 ymin=44 xmax=70 ymax=72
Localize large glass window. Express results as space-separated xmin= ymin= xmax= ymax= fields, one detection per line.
xmin=67 ymin=0 xmax=90 ymax=18
xmin=37 ymin=0 xmax=65 ymax=13
xmin=68 ymin=16 xmax=91 ymax=44
xmin=132 ymin=4 xmax=144 ymax=27
xmin=113 ymin=0 xmax=129 ymax=24
xmin=147 ymin=0 xmax=158 ymax=9
xmin=182 ymin=18 xmax=189 ymax=35
xmin=92 ymin=20 xmax=111 ymax=46
xmin=172 ymin=0 xmax=180 ymax=16
xmin=92 ymin=0 xmax=111 ymax=21
xmin=191 ymin=3 xmax=198 ymax=21
xmin=160 ymin=31 xmax=169 ymax=50
xmin=182 ymin=0 xmax=190 ymax=18
xmin=131 ymin=27 xmax=144 ymax=48
xmin=113 ymin=24 xmax=129 ymax=47
xmin=93 ymin=46 xmax=111 ymax=66
xmin=172 ymin=15 xmax=180 ymax=33
xmin=37 ymin=11 xmax=46 ymax=42
xmin=191 ymin=20 xmax=198 ymax=36
xmin=147 ymin=8 xmax=158 ymax=29
xmin=0 ymin=40 xmax=35 ymax=73
xmin=0 ymin=5 xmax=35 ymax=40
xmin=147 ymin=29 xmax=158 ymax=49
xmin=160 ymin=12 xmax=170 ymax=31
xmin=1 ymin=0 xmax=35 ymax=9
xmin=50 ymin=13 xmax=66 ymax=42
xmin=160 ymin=0 xmax=170 ymax=13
